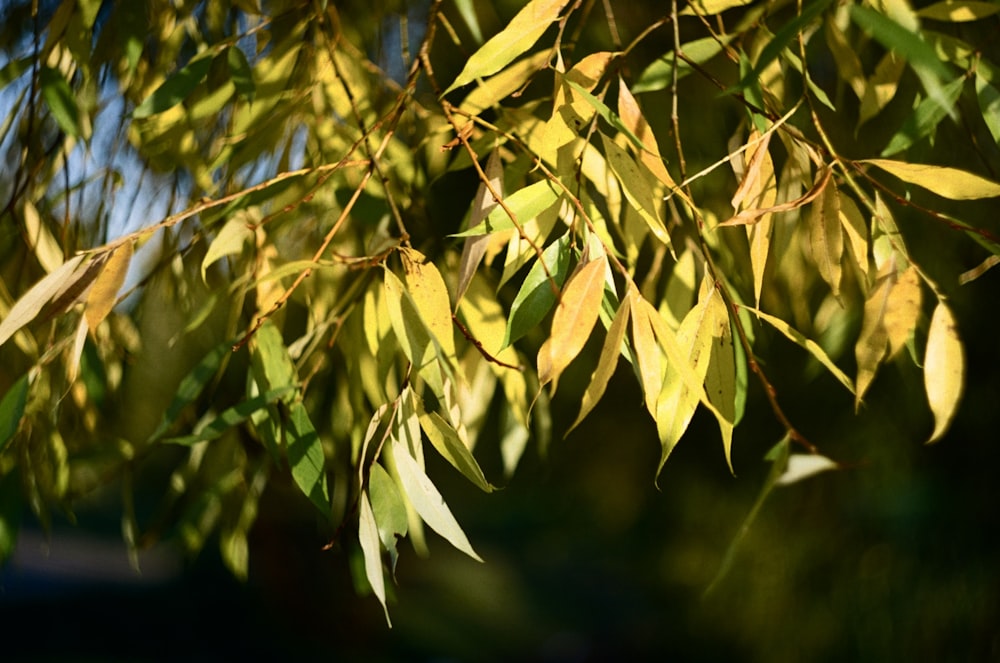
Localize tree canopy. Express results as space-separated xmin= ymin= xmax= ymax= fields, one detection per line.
xmin=1 ymin=0 xmax=999 ymax=629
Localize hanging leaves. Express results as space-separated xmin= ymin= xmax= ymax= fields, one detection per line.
xmin=861 ymin=160 xmax=1000 ymax=199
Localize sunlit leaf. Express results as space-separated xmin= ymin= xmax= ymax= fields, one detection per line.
xmin=390 ymin=437 xmax=482 ymax=561
xmin=924 ymin=301 xmax=964 ymax=443
xmin=862 ymin=159 xmax=1000 ymax=199
xmin=451 ymin=179 xmax=560 ymax=237
xmin=680 ymin=0 xmax=754 ymax=15
xmin=202 ymin=217 xmax=254 ymax=282
xmin=569 ymin=296 xmax=631 ymax=434
xmin=883 ymin=265 xmax=922 ymax=358
xmin=854 ymin=262 xmax=894 ymax=409
xmin=975 ymin=72 xmax=1000 ymax=145
xmin=538 ymin=256 xmax=607 ymax=392
xmin=775 ymin=453 xmax=839 ymax=486
xmin=917 ymin=1 xmax=1000 ymax=22
xmin=359 ymin=490 xmax=391 ymax=626
xmin=600 ymin=134 xmax=672 ymax=249
xmin=445 ymin=0 xmax=570 ymax=94
xmin=0 ymin=254 xmax=86 ymax=349
xmin=401 ymin=248 xmax=456 ymax=361
xmin=633 ymin=36 xmax=731 ymax=94
xmin=881 ymin=75 xmax=964 ymax=155
xmin=732 ymin=130 xmax=777 ymax=307
xmin=460 ymin=51 xmax=552 ymax=115
xmin=419 ymin=408 xmax=494 ymax=492
xmin=85 ymin=242 xmax=133 ymax=333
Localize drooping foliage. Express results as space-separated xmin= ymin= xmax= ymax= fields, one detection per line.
xmin=1 ymin=0 xmax=998 ymax=621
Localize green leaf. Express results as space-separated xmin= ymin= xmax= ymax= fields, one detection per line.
xmin=444 ymin=0 xmax=570 ymax=94
xmin=149 ymin=342 xmax=231 ymax=442
xmin=162 ymin=386 xmax=293 ymax=446
xmin=227 ymin=46 xmax=256 ymax=102
xmin=451 ymin=179 xmax=561 ymax=237
xmin=732 ymin=0 xmax=834 ymax=93
xmin=0 ymin=57 xmax=31 ymax=90
xmin=419 ymin=409 xmax=495 ymax=492
xmin=861 ymin=159 xmax=1000 ymax=199
xmin=133 ymin=54 xmax=214 ymax=119
xmin=881 ymin=75 xmax=964 ymax=155
xmin=975 ymin=72 xmax=1000 ymax=145
xmin=849 ymin=4 xmax=955 ymax=116
xmin=359 ymin=490 xmax=391 ymax=626
xmin=202 ymin=217 xmax=254 ymax=281
xmin=39 ymin=66 xmax=82 ymax=137
xmin=633 ymin=37 xmax=731 ymax=94
xmin=0 ymin=374 xmax=29 ymax=452
xmin=503 ymin=233 xmax=571 ymax=348
xmin=390 ymin=437 xmax=482 ymax=561
xmin=369 ymin=462 xmax=408 ymax=573
xmin=285 ymin=402 xmax=330 ymax=514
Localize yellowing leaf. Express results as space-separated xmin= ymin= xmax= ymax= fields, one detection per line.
xmin=924 ymin=301 xmax=964 ymax=443
xmin=629 ymin=290 xmax=662 ymax=419
xmin=733 ymin=130 xmax=777 ymax=307
xmin=445 ymin=0 xmax=570 ymax=94
xmin=855 ymin=262 xmax=894 ymax=408
xmin=917 ymin=1 xmax=1000 ymax=22
xmin=401 ymin=248 xmax=456 ymax=361
xmin=569 ymin=297 xmax=631 ymax=434
xmin=809 ymin=178 xmax=844 ymax=298
xmin=704 ymin=289 xmax=737 ymax=465
xmin=616 ymin=78 xmax=676 ymax=192
xmin=384 ymin=269 xmax=447 ymax=397
xmin=839 ymin=192 xmax=870 ymax=283
xmin=600 ymin=133 xmax=672 ymax=249
xmin=418 ymin=409 xmax=494 ymax=492
xmin=538 ymin=257 xmax=607 ymax=392
xmin=883 ymin=265 xmax=922 ymax=357
xmin=23 ymin=200 xmax=64 ymax=273
xmin=680 ymin=0 xmax=754 ymax=14
xmin=862 ymin=159 xmax=1000 ymax=199
xmin=85 ymin=242 xmax=133 ymax=333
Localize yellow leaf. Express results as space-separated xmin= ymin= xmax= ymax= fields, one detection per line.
xmin=628 ymin=290 xmax=662 ymax=419
xmin=704 ymin=289 xmax=737 ymax=465
xmin=809 ymin=178 xmax=843 ymax=298
xmin=201 ymin=215 xmax=253 ymax=282
xmin=401 ymin=248 xmax=456 ymax=361
xmin=85 ymin=242 xmax=134 ymax=333
xmin=733 ymin=130 xmax=777 ymax=307
xmin=23 ymin=200 xmax=64 ymax=273
xmin=862 ymin=159 xmax=1000 ymax=199
xmin=617 ymin=78 xmax=677 ymax=192
xmin=455 ymin=149 xmax=504 ymax=307
xmin=538 ymin=257 xmax=607 ymax=392
xmin=839 ymin=192 xmax=870 ymax=284
xmin=459 ymin=50 xmax=552 ymax=115
xmin=568 ymin=296 xmax=631 ymax=434
xmin=680 ymin=0 xmax=754 ymax=14
xmin=445 ymin=0 xmax=571 ymax=94
xmin=600 ymin=133 xmax=672 ymax=249
xmin=917 ymin=1 xmax=1000 ymax=22
xmin=883 ymin=265 xmax=922 ymax=357
xmin=924 ymin=302 xmax=964 ymax=443
xmin=855 ymin=261 xmax=894 ymax=409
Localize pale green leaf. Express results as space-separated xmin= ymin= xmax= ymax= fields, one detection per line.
xmin=445 ymin=0 xmax=570 ymax=94
xmin=359 ymin=490 xmax=391 ymax=626
xmin=924 ymin=301 xmax=964 ymax=443
xmin=202 ymin=217 xmax=254 ymax=281
xmin=633 ymin=36 xmax=731 ymax=94
xmin=451 ymin=179 xmax=560 ymax=237
xmin=882 ymin=75 xmax=964 ymax=155
xmin=775 ymin=453 xmax=839 ymax=486
xmin=975 ymin=72 xmax=1000 ymax=145
xmin=390 ymin=437 xmax=482 ymax=561
xmin=862 ymin=159 xmax=1000 ymax=199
